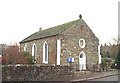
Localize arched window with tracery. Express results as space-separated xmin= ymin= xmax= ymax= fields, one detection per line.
xmin=43 ymin=41 xmax=48 ymax=64
xmin=32 ymin=43 xmax=37 ymax=63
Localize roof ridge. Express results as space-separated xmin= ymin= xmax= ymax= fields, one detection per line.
xmin=37 ymin=19 xmax=80 ymax=33
xmin=20 ymin=19 xmax=80 ymax=43
xmin=58 ymin=19 xmax=80 ymax=34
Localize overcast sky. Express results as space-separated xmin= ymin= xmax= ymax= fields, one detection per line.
xmin=0 ymin=0 xmax=118 ymax=45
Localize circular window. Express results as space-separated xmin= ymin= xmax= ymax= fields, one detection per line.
xmin=79 ymin=38 xmax=86 ymax=48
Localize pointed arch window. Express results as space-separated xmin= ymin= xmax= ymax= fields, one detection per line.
xmin=32 ymin=43 xmax=37 ymax=63
xmin=43 ymin=41 xmax=48 ymax=64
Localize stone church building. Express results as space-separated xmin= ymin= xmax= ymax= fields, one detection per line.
xmin=20 ymin=15 xmax=101 ymax=70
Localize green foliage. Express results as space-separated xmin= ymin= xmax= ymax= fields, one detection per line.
xmin=112 ymin=44 xmax=120 ymax=69
xmin=101 ymin=58 xmax=107 ymax=71
xmin=100 ymin=57 xmax=112 ymax=71
xmin=114 ymin=53 xmax=120 ymax=68
xmin=21 ymin=52 xmax=34 ymax=64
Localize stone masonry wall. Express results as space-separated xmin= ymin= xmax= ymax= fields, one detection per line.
xmin=20 ymin=19 xmax=99 ymax=70
xmin=2 ymin=65 xmax=74 ymax=81
xmin=60 ymin=19 xmax=99 ymax=70
xmin=20 ymin=35 xmax=59 ymax=65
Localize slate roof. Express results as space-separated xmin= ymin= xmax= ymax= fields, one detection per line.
xmin=20 ymin=19 xmax=80 ymax=43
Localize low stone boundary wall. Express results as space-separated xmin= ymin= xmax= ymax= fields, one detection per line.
xmin=2 ymin=65 xmax=75 ymax=81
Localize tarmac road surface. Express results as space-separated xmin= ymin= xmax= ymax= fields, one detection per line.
xmin=70 ymin=75 xmax=119 ymax=83
xmin=90 ymin=74 xmax=119 ymax=81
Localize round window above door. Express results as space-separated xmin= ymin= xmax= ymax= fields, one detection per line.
xmin=79 ymin=38 xmax=86 ymax=48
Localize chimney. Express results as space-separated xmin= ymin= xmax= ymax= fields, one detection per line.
xmin=39 ymin=28 xmax=42 ymax=31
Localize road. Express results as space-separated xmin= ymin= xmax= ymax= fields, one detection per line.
xmin=71 ymin=74 xmax=120 ymax=83
xmin=90 ymin=74 xmax=119 ymax=81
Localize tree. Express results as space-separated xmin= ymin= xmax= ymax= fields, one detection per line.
xmin=106 ymin=51 xmax=110 ymax=58
xmin=109 ymin=36 xmax=120 ymax=69
xmin=2 ymin=44 xmax=34 ymax=65
xmin=114 ymin=44 xmax=120 ymax=69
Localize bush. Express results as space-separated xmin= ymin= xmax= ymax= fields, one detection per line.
xmin=100 ymin=58 xmax=107 ymax=71
xmin=2 ymin=44 xmax=34 ymax=65
xmin=111 ymin=55 xmax=120 ymax=69
xmin=21 ymin=52 xmax=34 ymax=64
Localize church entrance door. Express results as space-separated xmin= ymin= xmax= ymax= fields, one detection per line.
xmin=79 ymin=51 xmax=86 ymax=70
